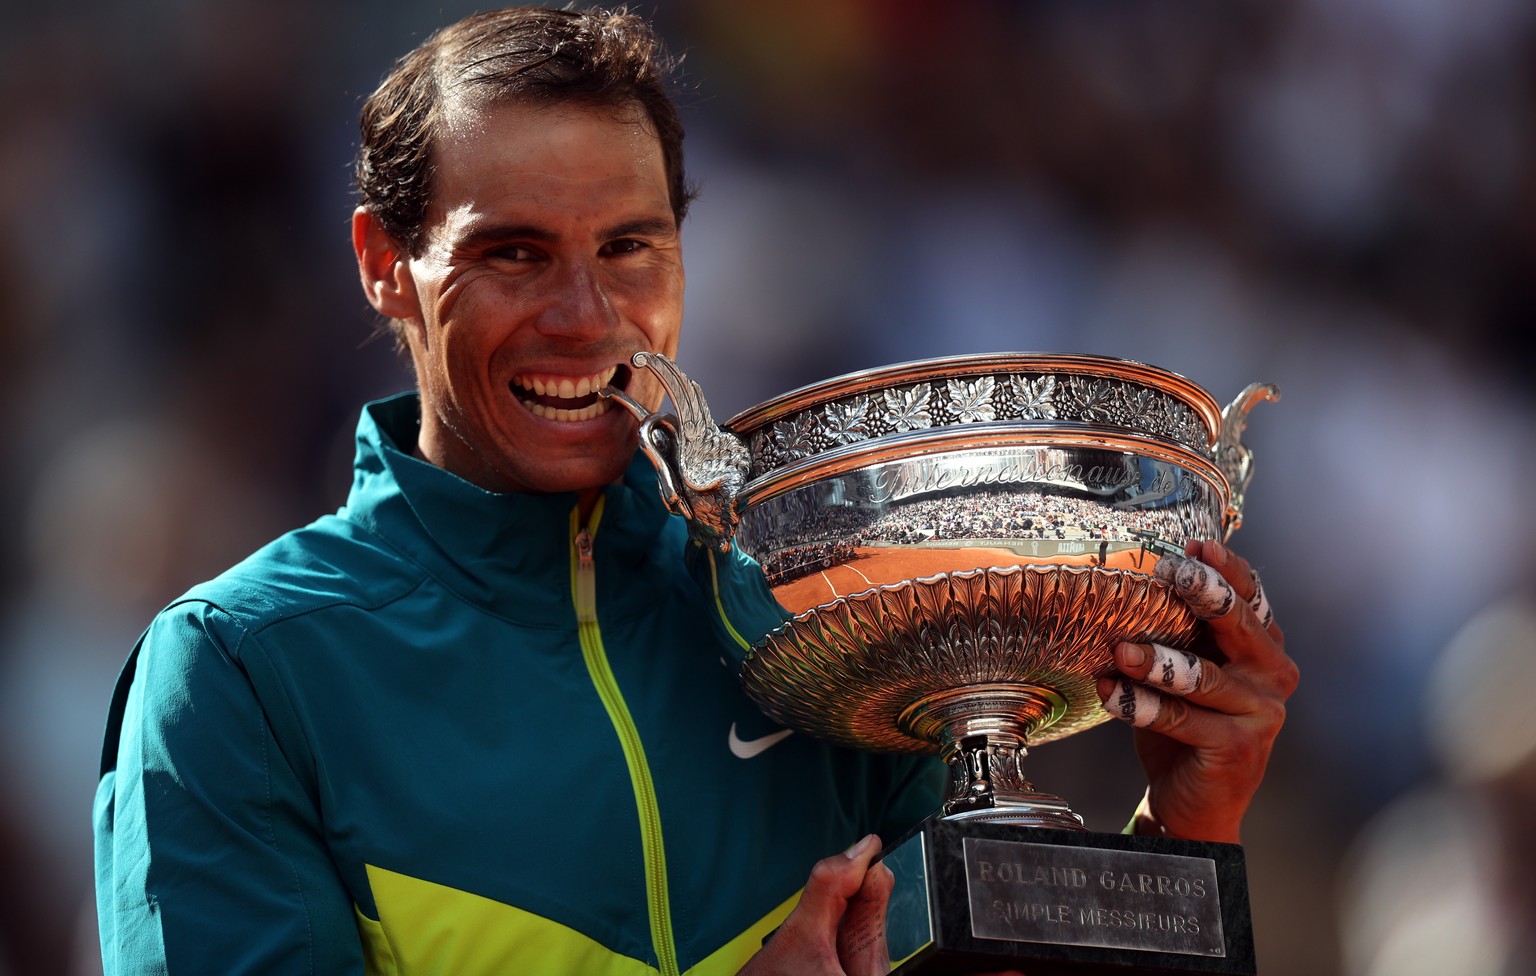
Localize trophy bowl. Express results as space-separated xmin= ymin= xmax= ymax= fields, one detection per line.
xmin=608 ymin=352 xmax=1276 ymax=828
xmin=609 ymin=352 xmax=1277 ymax=973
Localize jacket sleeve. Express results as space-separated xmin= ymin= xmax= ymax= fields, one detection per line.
xmin=93 ymin=602 xmax=363 ymax=975
xmin=687 ymin=541 xmax=949 ymax=840
xmin=687 ymin=542 xmax=792 ymax=664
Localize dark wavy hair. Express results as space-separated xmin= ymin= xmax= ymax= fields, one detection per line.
xmin=355 ymin=5 xmax=695 ymax=258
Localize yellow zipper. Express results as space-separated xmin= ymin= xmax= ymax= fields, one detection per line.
xmin=705 ymin=548 xmax=753 ymax=655
xmin=570 ymin=502 xmax=679 ymax=976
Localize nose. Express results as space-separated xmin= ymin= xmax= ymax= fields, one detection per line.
xmin=533 ymin=260 xmax=619 ymax=340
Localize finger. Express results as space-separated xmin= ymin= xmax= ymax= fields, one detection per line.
xmin=1098 ymin=673 xmax=1276 ymax=750
xmin=1247 ymin=569 xmax=1273 ymax=631
xmin=1156 ymin=552 xmax=1236 ymax=620
xmin=1183 ymin=541 xmax=1279 ymax=637
xmin=1107 ymin=641 xmax=1249 ymax=718
xmin=1101 ymin=677 xmax=1163 ymax=728
xmin=838 ymin=859 xmax=893 ymax=976
xmin=1157 ymin=552 xmax=1287 ymax=678
xmin=1100 ymin=631 xmax=1290 ymax=750
xmin=751 ymin=835 xmax=883 ymax=974
xmin=1142 ymin=642 xmax=1202 ymax=696
xmin=1098 ymin=670 xmax=1250 ymax=738
xmin=801 ymin=834 xmax=881 ymax=923
xmin=1167 ymin=547 xmax=1295 ymax=708
xmin=1183 ymin=538 xmax=1247 ymax=584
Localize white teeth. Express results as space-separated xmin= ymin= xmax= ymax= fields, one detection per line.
xmin=512 ymin=365 xmax=620 ymax=400
xmin=526 ymin=399 xmax=613 ymax=422
xmin=511 ymin=366 xmax=621 ymax=421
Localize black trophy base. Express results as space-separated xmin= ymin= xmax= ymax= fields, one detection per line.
xmin=880 ymin=816 xmax=1255 ymax=975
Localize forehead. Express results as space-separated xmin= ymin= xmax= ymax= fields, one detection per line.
xmin=425 ymin=97 xmax=671 ymax=231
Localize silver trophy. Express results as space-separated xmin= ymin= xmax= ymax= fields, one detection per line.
xmin=606 ymin=352 xmax=1276 ymax=974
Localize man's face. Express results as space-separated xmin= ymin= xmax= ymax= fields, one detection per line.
xmin=370 ymin=98 xmax=684 ymax=498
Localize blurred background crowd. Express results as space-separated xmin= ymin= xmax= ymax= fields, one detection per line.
xmin=4 ymin=1 xmax=1536 ymax=973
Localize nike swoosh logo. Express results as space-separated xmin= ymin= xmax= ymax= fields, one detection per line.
xmin=728 ymin=722 xmax=794 ymax=759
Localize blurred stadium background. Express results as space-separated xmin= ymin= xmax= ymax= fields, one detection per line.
xmin=4 ymin=1 xmax=1536 ymax=973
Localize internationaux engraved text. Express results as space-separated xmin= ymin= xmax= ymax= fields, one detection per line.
xmin=862 ymin=450 xmax=1196 ymax=506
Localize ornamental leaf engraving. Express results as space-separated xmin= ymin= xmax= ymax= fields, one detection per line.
xmin=1119 ymin=385 xmax=1160 ymax=427
xmin=1006 ymin=374 xmax=1058 ymax=420
xmin=1168 ymin=403 xmax=1206 ymax=450
xmin=1063 ymin=376 xmax=1118 ymax=423
xmin=825 ymin=396 xmax=872 ymax=445
xmin=883 ymin=384 xmax=934 ymax=432
xmin=947 ymin=376 xmax=997 ymax=423
xmin=770 ymin=413 xmax=820 ymax=462
xmin=740 ymin=365 xmax=1223 ymax=476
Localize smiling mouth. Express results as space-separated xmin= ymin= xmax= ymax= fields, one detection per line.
xmin=510 ymin=364 xmax=630 ymax=421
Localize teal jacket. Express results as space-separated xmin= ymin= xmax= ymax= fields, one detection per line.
xmin=93 ymin=393 xmax=943 ymax=975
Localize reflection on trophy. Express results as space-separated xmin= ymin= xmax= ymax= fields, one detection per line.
xmin=605 ymin=352 xmax=1276 ymax=975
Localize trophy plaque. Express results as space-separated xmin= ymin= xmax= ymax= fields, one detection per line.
xmin=604 ymin=352 xmax=1276 ymax=975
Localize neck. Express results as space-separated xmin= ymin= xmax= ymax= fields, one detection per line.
xmin=410 ymin=428 xmax=613 ymax=519
xmin=575 ymin=488 xmax=603 ymax=526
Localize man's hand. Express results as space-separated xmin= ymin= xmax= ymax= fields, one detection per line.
xmin=738 ymin=834 xmax=890 ymax=976
xmin=738 ymin=836 xmax=1028 ymax=976
xmin=1097 ymin=540 xmax=1299 ymax=843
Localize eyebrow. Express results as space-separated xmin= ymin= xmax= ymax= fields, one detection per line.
xmin=456 ymin=224 xmax=556 ymax=252
xmin=603 ymin=216 xmax=679 ymax=240
xmin=455 ymin=216 xmax=678 ymax=252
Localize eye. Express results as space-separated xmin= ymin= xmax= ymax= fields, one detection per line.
xmin=488 ymin=244 xmax=540 ymax=262
xmin=601 ymin=238 xmax=647 ymax=256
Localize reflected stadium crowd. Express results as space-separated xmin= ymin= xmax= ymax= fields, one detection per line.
xmin=753 ymin=488 xmax=1205 ymax=585
xmin=852 ymin=490 xmax=1202 ymax=546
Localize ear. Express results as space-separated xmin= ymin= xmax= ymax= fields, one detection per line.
xmin=352 ymin=207 xmax=419 ymax=321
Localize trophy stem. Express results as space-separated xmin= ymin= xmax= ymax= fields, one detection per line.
xmin=898 ymin=684 xmax=1087 ymax=830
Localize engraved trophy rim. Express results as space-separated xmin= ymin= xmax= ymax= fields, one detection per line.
xmin=720 ymin=352 xmax=1233 ymax=514
xmin=724 ymin=351 xmax=1225 ymax=447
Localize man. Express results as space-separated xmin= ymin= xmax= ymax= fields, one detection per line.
xmin=93 ymin=7 xmax=1296 ymax=975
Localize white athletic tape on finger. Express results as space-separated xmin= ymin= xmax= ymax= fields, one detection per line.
xmin=1249 ymin=571 xmax=1273 ymax=630
xmin=1148 ymin=643 xmax=1203 ymax=696
xmin=1156 ymin=554 xmax=1235 ymax=620
xmin=1109 ymin=680 xmax=1162 ymax=728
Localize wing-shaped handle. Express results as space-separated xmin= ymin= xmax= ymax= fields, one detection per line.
xmin=1216 ymin=381 xmax=1280 ymax=539
xmin=600 ymin=352 xmax=750 ymax=551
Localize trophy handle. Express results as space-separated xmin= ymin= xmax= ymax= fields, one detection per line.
xmin=1216 ymin=381 xmax=1280 ymax=539
xmin=600 ymin=352 xmax=750 ymax=552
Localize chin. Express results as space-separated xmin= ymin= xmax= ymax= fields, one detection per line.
xmin=526 ymin=450 xmax=634 ymax=497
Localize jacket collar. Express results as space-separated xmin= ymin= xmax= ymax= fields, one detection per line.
xmin=341 ymin=393 xmax=678 ymax=625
